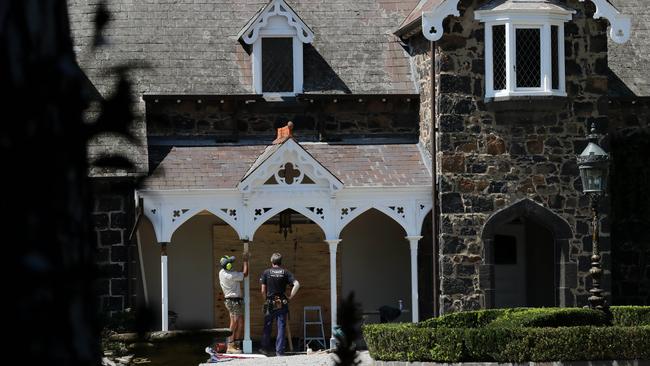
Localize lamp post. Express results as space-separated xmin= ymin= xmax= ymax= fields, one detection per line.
xmin=576 ymin=124 xmax=609 ymax=310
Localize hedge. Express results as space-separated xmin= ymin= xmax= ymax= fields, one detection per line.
xmin=364 ymin=325 xmax=650 ymax=362
xmin=611 ymin=306 xmax=650 ymax=326
xmin=416 ymin=307 xmax=610 ymax=329
xmin=364 ymin=306 xmax=650 ymax=362
xmin=487 ymin=308 xmax=610 ymax=328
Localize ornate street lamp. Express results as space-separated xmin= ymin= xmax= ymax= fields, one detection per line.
xmin=576 ymin=124 xmax=609 ymax=310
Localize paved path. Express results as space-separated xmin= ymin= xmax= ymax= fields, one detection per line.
xmin=200 ymin=351 xmax=373 ymax=366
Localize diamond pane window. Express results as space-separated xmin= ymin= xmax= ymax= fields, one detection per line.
xmin=475 ymin=1 xmax=574 ymax=99
xmin=515 ymin=28 xmax=541 ymax=88
xmin=551 ymin=25 xmax=559 ymax=90
xmin=262 ymin=38 xmax=294 ymax=93
xmin=493 ymin=25 xmax=507 ymax=90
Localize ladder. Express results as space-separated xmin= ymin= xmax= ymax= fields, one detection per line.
xmin=303 ymin=306 xmax=326 ymax=351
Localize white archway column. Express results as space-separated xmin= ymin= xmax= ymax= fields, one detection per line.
xmin=160 ymin=243 xmax=169 ymax=331
xmin=243 ymin=241 xmax=252 ymax=354
xmin=325 ymin=239 xmax=341 ymax=348
xmin=405 ymin=236 xmax=422 ymax=323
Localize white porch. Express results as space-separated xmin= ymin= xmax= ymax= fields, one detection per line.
xmin=136 ymin=138 xmax=432 ymax=353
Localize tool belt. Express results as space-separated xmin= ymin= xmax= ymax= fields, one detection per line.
xmin=263 ymin=295 xmax=288 ymax=315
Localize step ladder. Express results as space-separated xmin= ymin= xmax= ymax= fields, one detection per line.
xmin=303 ymin=306 xmax=326 ymax=351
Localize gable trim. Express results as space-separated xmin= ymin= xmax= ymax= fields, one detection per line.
xmin=238 ymin=0 xmax=314 ymax=45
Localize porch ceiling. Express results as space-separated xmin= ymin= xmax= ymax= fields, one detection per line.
xmin=142 ymin=143 xmax=431 ymax=190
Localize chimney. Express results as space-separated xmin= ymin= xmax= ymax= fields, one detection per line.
xmin=272 ymin=121 xmax=294 ymax=144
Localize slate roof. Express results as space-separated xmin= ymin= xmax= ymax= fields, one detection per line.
xmin=142 ymin=143 xmax=431 ymax=190
xmin=608 ymin=0 xmax=650 ymax=97
xmin=397 ymin=0 xmax=443 ymax=36
xmin=68 ymin=0 xmax=419 ymax=96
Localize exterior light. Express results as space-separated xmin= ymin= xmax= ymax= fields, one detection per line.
xmin=576 ymin=123 xmax=609 ymax=311
xmin=279 ymin=210 xmax=293 ymax=239
xmin=577 ymin=125 xmax=609 ymax=194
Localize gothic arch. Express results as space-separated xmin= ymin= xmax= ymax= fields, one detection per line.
xmin=480 ymin=198 xmax=575 ymax=308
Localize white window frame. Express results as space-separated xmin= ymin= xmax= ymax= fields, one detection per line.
xmin=238 ymin=0 xmax=314 ymax=97
xmin=477 ymin=12 xmax=572 ymax=100
xmin=252 ymin=30 xmax=304 ymax=96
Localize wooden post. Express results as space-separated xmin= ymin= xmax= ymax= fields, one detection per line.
xmin=161 ymin=243 xmax=169 ymax=331
xmin=243 ymin=241 xmax=252 ymax=354
xmin=325 ymin=239 xmax=341 ymax=348
xmin=406 ymin=236 xmax=422 ymax=323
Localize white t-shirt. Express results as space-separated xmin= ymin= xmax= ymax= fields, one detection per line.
xmin=219 ymin=269 xmax=244 ymax=298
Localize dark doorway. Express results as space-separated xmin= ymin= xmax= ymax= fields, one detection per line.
xmin=493 ymin=217 xmax=555 ymax=307
xmin=482 ymin=199 xmax=573 ymax=308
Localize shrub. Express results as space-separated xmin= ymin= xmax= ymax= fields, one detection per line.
xmin=363 ymin=323 xmax=466 ymax=362
xmin=487 ymin=307 xmax=610 ymax=328
xmin=611 ymin=306 xmax=650 ymax=326
xmin=417 ymin=308 xmax=526 ymax=328
xmin=364 ymin=324 xmax=650 ymax=362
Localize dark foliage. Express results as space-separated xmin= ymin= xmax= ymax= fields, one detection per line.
xmin=1 ymin=0 xmax=137 ymax=364
xmin=333 ymin=292 xmax=363 ymax=366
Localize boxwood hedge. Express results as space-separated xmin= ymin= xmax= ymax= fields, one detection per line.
xmin=363 ymin=306 xmax=650 ymax=362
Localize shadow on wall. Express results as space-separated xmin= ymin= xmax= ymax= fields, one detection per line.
xmin=303 ymin=44 xmax=351 ymax=94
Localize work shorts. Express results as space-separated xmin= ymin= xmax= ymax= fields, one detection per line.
xmin=225 ymin=298 xmax=243 ymax=316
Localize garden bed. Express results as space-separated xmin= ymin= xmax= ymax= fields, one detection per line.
xmin=363 ymin=306 xmax=650 ymax=363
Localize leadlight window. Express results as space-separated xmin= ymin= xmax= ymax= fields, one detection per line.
xmin=551 ymin=25 xmax=559 ymax=90
xmin=476 ymin=2 xmax=574 ymax=99
xmin=262 ymin=38 xmax=294 ymax=93
xmin=493 ymin=25 xmax=506 ymax=90
xmin=515 ymin=28 xmax=541 ymax=88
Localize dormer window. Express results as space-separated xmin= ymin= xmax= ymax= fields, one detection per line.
xmin=238 ymin=0 xmax=314 ymax=96
xmin=475 ymin=0 xmax=575 ymax=100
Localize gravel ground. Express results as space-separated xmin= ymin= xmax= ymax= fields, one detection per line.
xmin=200 ymin=351 xmax=373 ymax=366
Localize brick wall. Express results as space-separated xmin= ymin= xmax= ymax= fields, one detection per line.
xmin=92 ymin=178 xmax=136 ymax=315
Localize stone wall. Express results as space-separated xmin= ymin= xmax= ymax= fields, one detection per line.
xmin=410 ymin=0 xmax=612 ymax=312
xmin=146 ymin=96 xmax=419 ymax=143
xmin=608 ymin=98 xmax=650 ymax=305
xmin=92 ymin=178 xmax=136 ymax=315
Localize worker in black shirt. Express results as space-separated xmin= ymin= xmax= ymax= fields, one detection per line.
xmin=259 ymin=252 xmax=300 ymax=356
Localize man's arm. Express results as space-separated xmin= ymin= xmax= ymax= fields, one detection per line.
xmin=261 ymin=284 xmax=266 ymax=300
xmin=289 ymin=280 xmax=299 ymax=299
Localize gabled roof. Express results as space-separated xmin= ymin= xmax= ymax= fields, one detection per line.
xmin=69 ymin=0 xmax=419 ymax=96
xmin=141 ymin=143 xmax=431 ymax=191
xmin=238 ymin=138 xmax=343 ymax=193
xmin=237 ymin=0 xmax=314 ymax=44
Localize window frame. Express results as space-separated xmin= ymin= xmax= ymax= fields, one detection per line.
xmin=480 ymin=13 xmax=569 ymax=100
xmin=251 ymin=21 xmax=304 ymax=96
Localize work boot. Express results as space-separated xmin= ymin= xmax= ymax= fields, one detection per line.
xmin=228 ymin=342 xmax=242 ymax=354
xmin=226 ymin=343 xmax=239 ymax=354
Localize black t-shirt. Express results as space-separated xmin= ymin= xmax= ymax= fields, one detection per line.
xmin=260 ymin=267 xmax=295 ymax=299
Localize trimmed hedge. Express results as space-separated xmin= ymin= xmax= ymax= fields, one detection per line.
xmin=487 ymin=308 xmax=610 ymax=328
xmin=416 ymin=307 xmax=610 ymax=329
xmin=364 ymin=325 xmax=650 ymax=362
xmin=611 ymin=306 xmax=650 ymax=326
xmin=364 ymin=306 xmax=650 ymax=362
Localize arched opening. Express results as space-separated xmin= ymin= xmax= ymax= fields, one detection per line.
xmin=214 ymin=209 xmax=333 ymax=347
xmin=139 ymin=210 xmax=240 ymax=330
xmin=340 ymin=209 xmax=411 ymax=322
xmin=481 ymin=199 xmax=573 ymax=308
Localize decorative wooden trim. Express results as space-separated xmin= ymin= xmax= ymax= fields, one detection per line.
xmin=579 ymin=0 xmax=631 ymax=44
xmin=422 ymin=0 xmax=460 ymax=41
